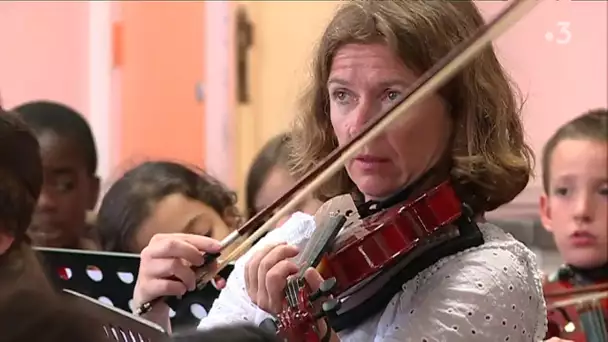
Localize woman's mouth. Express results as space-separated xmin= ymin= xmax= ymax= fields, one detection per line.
xmin=353 ymin=155 xmax=391 ymax=171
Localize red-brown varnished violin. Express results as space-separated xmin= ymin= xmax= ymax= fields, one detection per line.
xmin=544 ymin=267 xmax=608 ymax=342
xmin=263 ymin=181 xmax=465 ymax=342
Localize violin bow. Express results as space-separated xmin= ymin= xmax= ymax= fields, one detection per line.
xmin=138 ymin=0 xmax=541 ymax=313
xmin=545 ymin=283 xmax=608 ymax=298
xmin=547 ymin=290 xmax=608 ymax=310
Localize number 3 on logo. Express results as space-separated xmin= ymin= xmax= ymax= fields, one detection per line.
xmin=556 ymin=21 xmax=571 ymax=45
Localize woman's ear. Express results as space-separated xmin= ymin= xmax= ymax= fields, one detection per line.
xmin=0 ymin=231 xmax=15 ymax=255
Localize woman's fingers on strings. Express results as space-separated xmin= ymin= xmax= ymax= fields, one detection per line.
xmin=245 ymin=243 xmax=285 ymax=301
xmin=257 ymin=244 xmax=299 ymax=281
xmin=266 ymin=260 xmax=300 ymax=314
xmin=304 ymin=267 xmax=325 ymax=292
xmin=256 ymin=244 xmax=299 ymax=307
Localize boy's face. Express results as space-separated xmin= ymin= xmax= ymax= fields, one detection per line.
xmin=28 ymin=131 xmax=99 ymax=248
xmin=540 ymin=139 xmax=608 ymax=269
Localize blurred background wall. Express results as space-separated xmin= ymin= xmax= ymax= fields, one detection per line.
xmin=1 ymin=0 xmax=606 ymax=271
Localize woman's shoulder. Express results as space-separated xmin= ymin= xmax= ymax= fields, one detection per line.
xmin=419 ymin=222 xmax=542 ymax=283
xmin=371 ymin=223 xmax=548 ymax=342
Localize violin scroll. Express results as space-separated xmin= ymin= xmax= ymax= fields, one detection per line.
xmin=260 ymin=277 xmax=340 ymax=342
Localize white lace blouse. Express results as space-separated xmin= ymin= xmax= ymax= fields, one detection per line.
xmin=197 ymin=212 xmax=548 ymax=341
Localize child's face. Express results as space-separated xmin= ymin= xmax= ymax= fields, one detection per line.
xmin=134 ymin=193 xmax=233 ymax=253
xmin=28 ymin=131 xmax=99 ymax=248
xmin=540 ymin=139 xmax=608 ymax=268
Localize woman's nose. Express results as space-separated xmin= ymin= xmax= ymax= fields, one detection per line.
xmin=347 ymin=99 xmax=378 ymax=137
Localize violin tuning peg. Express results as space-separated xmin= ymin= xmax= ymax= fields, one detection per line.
xmin=313 ymin=298 xmax=342 ymax=320
xmin=259 ymin=318 xmax=279 ymax=334
xmin=322 ymin=298 xmax=341 ymax=316
xmin=320 ymin=278 xmax=338 ymax=293
xmin=309 ymin=277 xmax=338 ymax=302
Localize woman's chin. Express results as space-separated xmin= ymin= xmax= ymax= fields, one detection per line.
xmin=355 ymin=179 xmax=399 ymax=201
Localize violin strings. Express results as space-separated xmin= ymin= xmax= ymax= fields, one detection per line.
xmin=590 ymin=303 xmax=607 ymax=341
xmin=577 ymin=302 xmax=607 ymax=342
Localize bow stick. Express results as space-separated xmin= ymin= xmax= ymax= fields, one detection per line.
xmin=547 ymin=290 xmax=608 ymax=310
xmin=545 ymin=283 xmax=608 ymax=298
xmin=138 ymin=0 xmax=540 ymax=314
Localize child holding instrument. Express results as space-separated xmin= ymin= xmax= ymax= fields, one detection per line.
xmin=133 ymin=1 xmax=547 ymax=341
xmin=540 ymin=108 xmax=608 ymax=341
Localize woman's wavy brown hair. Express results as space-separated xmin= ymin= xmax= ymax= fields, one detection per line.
xmin=290 ymin=0 xmax=533 ymax=213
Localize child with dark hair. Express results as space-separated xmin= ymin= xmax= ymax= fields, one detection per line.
xmin=245 ymin=133 xmax=321 ymax=226
xmin=540 ymin=108 xmax=608 ymax=340
xmin=168 ymin=324 xmax=279 ymax=342
xmin=0 ymin=105 xmax=105 ymax=342
xmin=97 ymin=161 xmax=241 ymax=253
xmin=11 ymin=100 xmax=100 ymax=249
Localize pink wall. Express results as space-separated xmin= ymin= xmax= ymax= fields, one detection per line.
xmin=478 ymin=1 xmax=608 ymax=217
xmin=0 ymin=2 xmax=90 ymax=114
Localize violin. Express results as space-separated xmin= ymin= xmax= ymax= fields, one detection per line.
xmin=136 ymin=0 xmax=539 ymax=340
xmin=544 ymin=266 xmax=608 ymax=342
xmin=260 ymin=180 xmax=465 ymax=342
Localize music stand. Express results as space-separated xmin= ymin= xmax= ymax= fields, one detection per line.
xmin=36 ymin=247 xmax=234 ymax=330
xmin=63 ymin=289 xmax=168 ymax=342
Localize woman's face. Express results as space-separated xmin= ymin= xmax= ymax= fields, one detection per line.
xmin=328 ymin=43 xmax=452 ymax=201
xmin=133 ymin=193 xmax=233 ymax=252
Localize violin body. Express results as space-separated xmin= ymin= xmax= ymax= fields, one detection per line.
xmin=317 ymin=181 xmax=462 ymax=293
xmin=544 ymin=268 xmax=608 ymax=342
xmin=263 ymin=181 xmax=465 ymax=341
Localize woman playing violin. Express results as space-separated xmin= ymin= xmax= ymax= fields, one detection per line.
xmin=133 ymin=1 xmax=547 ymax=341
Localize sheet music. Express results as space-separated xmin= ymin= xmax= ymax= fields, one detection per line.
xmin=36 ymin=247 xmax=234 ymax=330
xmin=64 ymin=289 xmax=168 ymax=342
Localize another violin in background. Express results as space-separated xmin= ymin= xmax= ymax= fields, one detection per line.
xmin=544 ymin=265 xmax=608 ymax=342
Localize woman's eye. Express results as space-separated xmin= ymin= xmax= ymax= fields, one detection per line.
xmin=331 ymin=90 xmax=350 ymax=103
xmin=385 ymin=90 xmax=401 ymax=101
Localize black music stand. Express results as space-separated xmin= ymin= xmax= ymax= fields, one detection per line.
xmin=63 ymin=289 xmax=168 ymax=342
xmin=36 ymin=247 xmax=234 ymax=331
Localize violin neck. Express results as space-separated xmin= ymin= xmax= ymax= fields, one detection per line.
xmin=295 ymin=214 xmax=346 ymax=278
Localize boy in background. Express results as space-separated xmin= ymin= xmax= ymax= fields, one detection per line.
xmin=540 ymin=108 xmax=607 ymax=341
xmin=12 ymin=100 xmax=100 ymax=250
